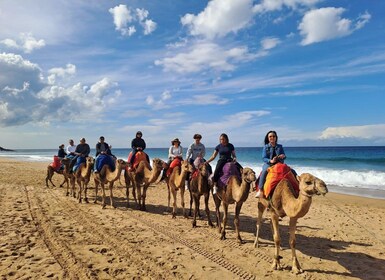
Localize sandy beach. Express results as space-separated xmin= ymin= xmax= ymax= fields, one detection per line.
xmin=0 ymin=157 xmax=384 ymax=280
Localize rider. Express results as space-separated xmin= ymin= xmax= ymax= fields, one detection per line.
xmin=205 ymin=133 xmax=242 ymax=194
xmin=185 ymin=134 xmax=208 ymax=190
xmin=256 ymin=130 xmax=286 ymax=198
xmin=94 ymin=136 xmax=113 ymax=173
xmin=66 ymin=139 xmax=77 ymax=157
xmin=163 ymin=138 xmax=183 ymax=178
xmin=129 ymin=131 xmax=149 ymax=167
xmin=58 ymin=144 xmax=67 ymax=159
xmin=69 ymin=138 xmax=90 ymax=172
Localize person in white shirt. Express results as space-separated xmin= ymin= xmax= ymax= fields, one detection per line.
xmin=66 ymin=139 xmax=77 ymax=157
xmin=162 ymin=138 xmax=183 ymax=180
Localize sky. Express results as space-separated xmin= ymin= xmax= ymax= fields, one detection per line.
xmin=0 ymin=0 xmax=385 ymax=149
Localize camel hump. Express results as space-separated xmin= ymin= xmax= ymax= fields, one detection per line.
xmin=218 ymin=162 xmax=240 ymax=188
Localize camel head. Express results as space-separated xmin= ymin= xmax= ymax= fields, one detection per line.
xmin=116 ymin=159 xmax=127 ymax=169
xmin=198 ymin=162 xmax=209 ymax=177
xmin=241 ymin=167 xmax=257 ymax=183
xmin=152 ymin=158 xmax=165 ymax=170
xmin=86 ymin=156 xmax=95 ymax=167
xmin=61 ymin=157 xmax=71 ymax=165
xmin=297 ymin=173 xmax=328 ymax=196
xmin=181 ymin=160 xmax=190 ymax=172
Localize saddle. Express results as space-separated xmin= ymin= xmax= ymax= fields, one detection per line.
xmin=217 ymin=162 xmax=241 ymax=190
xmin=127 ymin=151 xmax=149 ymax=172
xmin=166 ymin=157 xmax=181 ymax=177
xmin=50 ymin=155 xmax=61 ymax=171
xmin=96 ymin=154 xmax=115 ymax=172
xmin=263 ymin=163 xmax=299 ymax=198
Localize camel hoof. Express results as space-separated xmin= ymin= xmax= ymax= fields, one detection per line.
xmin=78 ymin=199 xmax=82 ymax=203
xmin=291 ymin=267 xmax=303 ymax=274
xmin=237 ymin=238 xmax=244 ymax=245
xmin=192 ymin=221 xmax=197 ymax=228
xmin=66 ymin=192 xmax=69 ymax=196
xmin=59 ymin=185 xmax=63 ymax=188
xmin=102 ymin=205 xmax=106 ymax=209
xmin=85 ymin=198 xmax=89 ymax=203
xmin=220 ymin=234 xmax=226 ymax=240
xmin=93 ymin=200 xmax=97 ymax=204
xmin=208 ymin=222 xmax=214 ymax=228
xmin=172 ymin=214 xmax=176 ymax=219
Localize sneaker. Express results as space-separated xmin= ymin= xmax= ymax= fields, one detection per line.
xmin=185 ymin=181 xmax=189 ymax=190
xmin=213 ymin=186 xmax=218 ymax=194
xmin=255 ymin=190 xmax=261 ymax=198
xmin=94 ymin=170 xmax=99 ymax=174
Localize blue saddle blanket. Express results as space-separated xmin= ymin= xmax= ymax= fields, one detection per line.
xmin=96 ymin=155 xmax=116 ymax=172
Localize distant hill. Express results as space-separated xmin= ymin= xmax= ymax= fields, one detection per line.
xmin=0 ymin=146 xmax=15 ymax=151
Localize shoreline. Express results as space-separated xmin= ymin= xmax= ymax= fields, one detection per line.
xmin=1 ymin=156 xmax=384 ymax=201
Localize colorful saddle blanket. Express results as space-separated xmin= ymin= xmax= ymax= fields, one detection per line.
xmin=166 ymin=157 xmax=181 ymax=177
xmin=127 ymin=151 xmax=148 ymax=170
xmin=264 ymin=163 xmax=299 ymax=198
xmin=218 ymin=162 xmax=241 ymax=189
xmin=49 ymin=155 xmax=61 ymax=171
xmin=96 ymin=155 xmax=115 ymax=172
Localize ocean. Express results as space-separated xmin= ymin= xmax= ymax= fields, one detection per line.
xmin=1 ymin=146 xmax=385 ymax=199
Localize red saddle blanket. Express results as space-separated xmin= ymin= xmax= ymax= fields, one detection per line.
xmin=127 ymin=151 xmax=148 ymax=171
xmin=166 ymin=157 xmax=181 ymax=177
xmin=49 ymin=155 xmax=61 ymax=171
xmin=264 ymin=163 xmax=299 ymax=198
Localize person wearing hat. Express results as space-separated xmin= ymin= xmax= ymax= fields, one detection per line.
xmin=185 ymin=134 xmax=209 ymax=190
xmin=162 ymin=138 xmax=183 ymax=179
xmin=129 ymin=131 xmax=148 ymax=166
xmin=57 ymin=144 xmax=67 ymax=159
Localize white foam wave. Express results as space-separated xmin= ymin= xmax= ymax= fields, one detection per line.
xmin=243 ymin=162 xmax=385 ymax=191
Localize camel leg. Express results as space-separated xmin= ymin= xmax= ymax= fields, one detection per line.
xmin=125 ymin=181 xmax=130 ymax=208
xmin=234 ymin=202 xmax=244 ymax=244
xmin=109 ymin=182 xmax=115 ymax=208
xmin=181 ymin=189 xmax=186 ymax=218
xmin=101 ymin=183 xmax=106 ymax=209
xmin=171 ymin=189 xmax=177 ymax=218
xmin=136 ymin=184 xmax=142 ymax=210
xmin=167 ymin=183 xmax=172 ymax=213
xmin=77 ymin=179 xmax=82 ymax=203
xmin=289 ymin=217 xmax=303 ymax=274
xmin=204 ymin=192 xmax=213 ymax=227
xmin=254 ymin=202 xmax=266 ymax=248
xmin=46 ymin=167 xmax=56 ymax=187
xmin=141 ymin=185 xmax=148 ymax=211
xmin=188 ymin=190 xmax=193 ymax=217
xmin=94 ymin=179 xmax=99 ymax=204
xmin=59 ymin=174 xmax=67 ymax=188
xmin=221 ymin=202 xmax=228 ymax=240
xmin=213 ymin=195 xmax=222 ymax=232
xmin=271 ymin=213 xmax=283 ymax=270
xmin=192 ymin=195 xmax=199 ymax=228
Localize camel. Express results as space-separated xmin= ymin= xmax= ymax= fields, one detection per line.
xmin=46 ymin=157 xmax=76 ymax=198
xmin=125 ymin=158 xmax=164 ymax=210
xmin=166 ymin=160 xmax=190 ymax=218
xmin=74 ymin=157 xmax=94 ymax=203
xmin=93 ymin=159 xmax=127 ymax=209
xmin=45 ymin=158 xmax=69 ymax=188
xmin=188 ymin=162 xmax=213 ymax=228
xmin=253 ymin=173 xmax=328 ymax=274
xmin=213 ymin=167 xmax=256 ymax=244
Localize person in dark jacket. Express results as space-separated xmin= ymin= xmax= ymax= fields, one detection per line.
xmin=129 ymin=131 xmax=149 ymax=165
xmin=58 ymin=144 xmax=67 ymax=159
xmin=94 ymin=136 xmax=114 ymax=173
xmin=69 ymin=138 xmax=91 ymax=172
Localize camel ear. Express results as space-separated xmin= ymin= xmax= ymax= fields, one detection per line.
xmin=296 ymin=174 xmax=301 ymax=181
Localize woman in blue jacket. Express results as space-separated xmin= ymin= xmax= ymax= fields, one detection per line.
xmin=256 ymin=131 xmax=286 ymax=197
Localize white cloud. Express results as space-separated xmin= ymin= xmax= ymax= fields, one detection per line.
xmin=0 ymin=32 xmax=45 ymax=53
xmin=0 ymin=52 xmax=120 ymax=126
xmin=179 ymin=94 xmax=229 ymax=105
xmin=181 ymin=0 xmax=255 ymax=39
xmin=252 ymin=0 xmax=321 ymax=13
xmin=142 ymin=19 xmax=157 ymax=35
xmin=261 ymin=37 xmax=281 ymax=50
xmin=109 ymin=5 xmax=156 ymax=36
xmin=155 ymin=41 xmax=255 ymax=73
xmin=299 ymin=7 xmax=371 ymax=46
xmin=47 ymin=63 xmax=76 ymax=84
xmin=320 ymin=124 xmax=385 ymax=140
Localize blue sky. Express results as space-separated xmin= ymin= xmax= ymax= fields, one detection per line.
xmin=1 ymin=0 xmax=384 ymax=149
